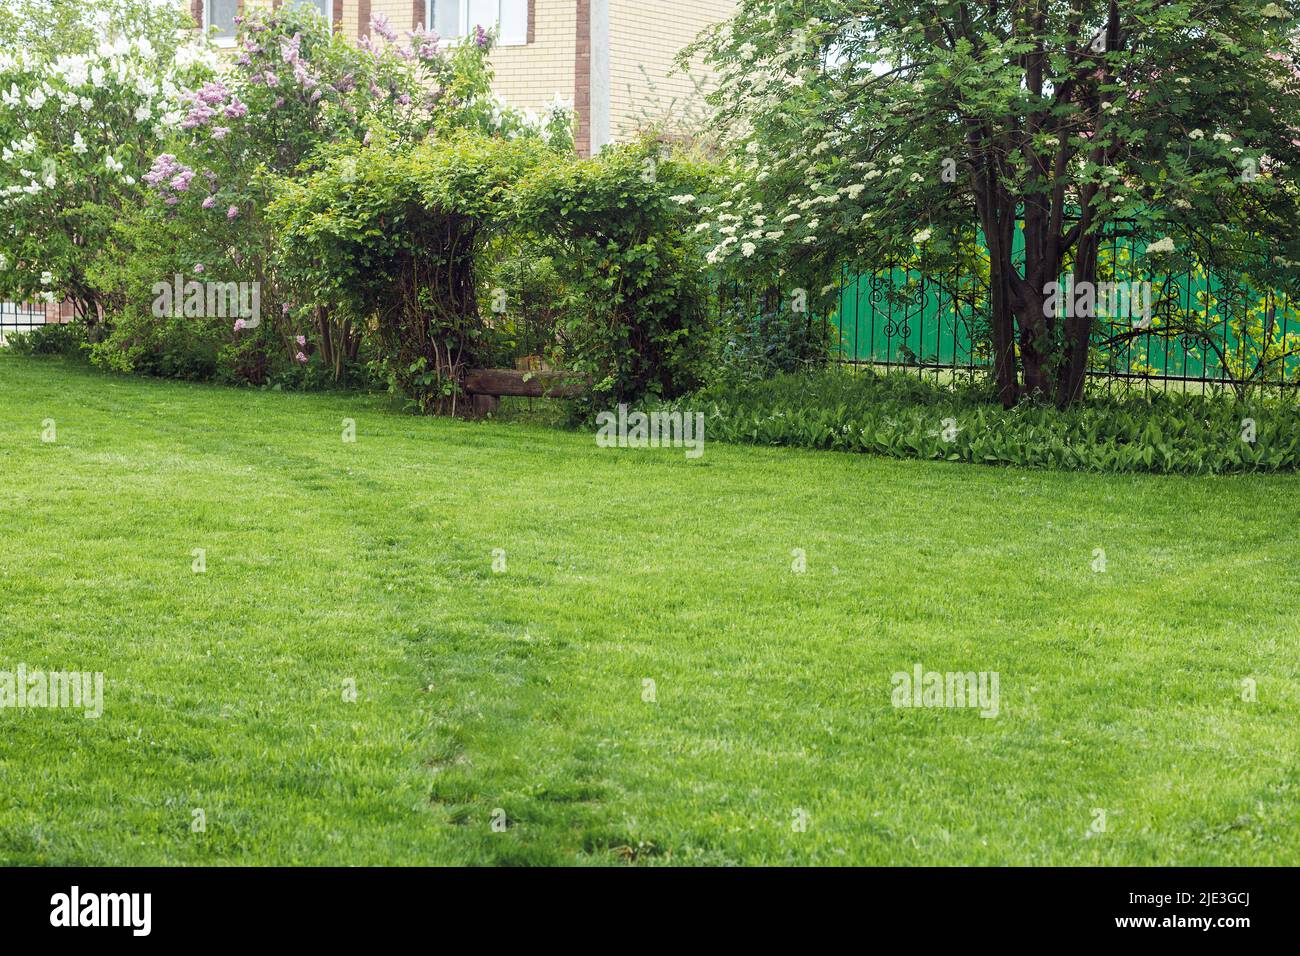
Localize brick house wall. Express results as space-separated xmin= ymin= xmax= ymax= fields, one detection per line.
xmin=189 ymin=0 xmax=734 ymax=155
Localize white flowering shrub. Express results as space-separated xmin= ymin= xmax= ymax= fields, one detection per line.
xmin=0 ymin=1 xmax=214 ymax=321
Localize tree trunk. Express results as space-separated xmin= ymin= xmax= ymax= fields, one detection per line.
xmin=1058 ymin=233 xmax=1099 ymax=408
xmin=988 ymin=258 xmax=1019 ymax=408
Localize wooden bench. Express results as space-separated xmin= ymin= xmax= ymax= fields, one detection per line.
xmin=462 ymin=368 xmax=585 ymax=416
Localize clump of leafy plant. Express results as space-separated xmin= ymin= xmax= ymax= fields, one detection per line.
xmin=665 ymin=370 xmax=1300 ymax=474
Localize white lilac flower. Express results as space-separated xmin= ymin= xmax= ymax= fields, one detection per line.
xmin=105 ymin=155 xmax=123 ymax=173
xmin=72 ymin=131 xmax=87 ymax=154
xmin=1145 ymin=237 xmax=1175 ymax=254
xmin=40 ymin=270 xmax=53 ymax=285
xmin=25 ymin=87 xmax=47 ymax=110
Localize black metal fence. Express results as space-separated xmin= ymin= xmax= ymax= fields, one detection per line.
xmin=0 ymin=301 xmax=47 ymax=343
xmin=718 ymin=228 xmax=1300 ymax=395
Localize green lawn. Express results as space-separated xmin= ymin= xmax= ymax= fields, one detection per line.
xmin=1 ymin=353 xmax=1298 ymax=866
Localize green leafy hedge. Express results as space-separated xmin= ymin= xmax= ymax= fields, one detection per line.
xmin=666 ymin=371 xmax=1300 ymax=473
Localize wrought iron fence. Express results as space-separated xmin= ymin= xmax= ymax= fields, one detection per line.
xmin=718 ymin=222 xmax=1300 ymax=395
xmin=0 ymin=301 xmax=47 ymax=344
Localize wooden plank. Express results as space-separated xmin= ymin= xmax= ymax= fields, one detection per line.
xmin=463 ymin=368 xmax=586 ymax=399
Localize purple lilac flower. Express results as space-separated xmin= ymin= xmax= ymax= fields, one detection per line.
xmin=195 ymin=80 xmax=229 ymax=107
xmin=224 ymin=96 xmax=249 ymax=119
xmin=143 ymin=153 xmax=181 ymax=189
xmin=280 ymin=33 xmax=302 ymax=63
xmin=227 ymin=206 xmax=240 ymax=220
xmin=372 ymin=14 xmax=399 ymax=43
xmin=181 ymin=104 xmax=217 ymax=129
xmin=409 ymin=26 xmax=441 ymax=61
xmin=475 ymin=25 xmax=489 ymax=48
xmin=202 ymin=195 xmax=216 ymax=209
xmin=212 ymin=126 xmax=230 ymax=140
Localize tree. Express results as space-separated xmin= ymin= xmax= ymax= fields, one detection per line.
xmin=689 ymin=0 xmax=1300 ymax=406
xmin=0 ymin=0 xmax=213 ymax=329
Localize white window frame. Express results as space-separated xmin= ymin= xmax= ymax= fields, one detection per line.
xmin=428 ymin=1 xmax=530 ymax=47
xmin=203 ymin=0 xmax=239 ymax=48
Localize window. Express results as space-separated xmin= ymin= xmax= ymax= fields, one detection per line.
xmin=203 ymin=0 xmax=239 ymax=46
xmin=283 ymin=0 xmax=334 ymax=27
xmin=429 ymin=0 xmax=529 ymax=46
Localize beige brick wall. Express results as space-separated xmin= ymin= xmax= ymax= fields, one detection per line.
xmin=190 ymin=1 xmax=733 ymax=146
xmin=368 ymin=0 xmax=419 ymax=32
xmin=607 ymin=0 xmax=733 ymax=142
xmin=491 ymin=1 xmax=577 ymax=119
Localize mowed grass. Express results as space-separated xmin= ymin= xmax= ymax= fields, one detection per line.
xmin=1 ymin=353 xmax=1298 ymax=866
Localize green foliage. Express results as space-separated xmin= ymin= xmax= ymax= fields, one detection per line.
xmin=716 ymin=298 xmax=833 ymax=382
xmin=514 ymin=141 xmax=718 ymax=414
xmin=269 ymin=131 xmax=547 ymax=412
xmin=673 ymin=370 xmax=1300 ymax=474
xmin=3 ymin=319 xmax=85 ymax=357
